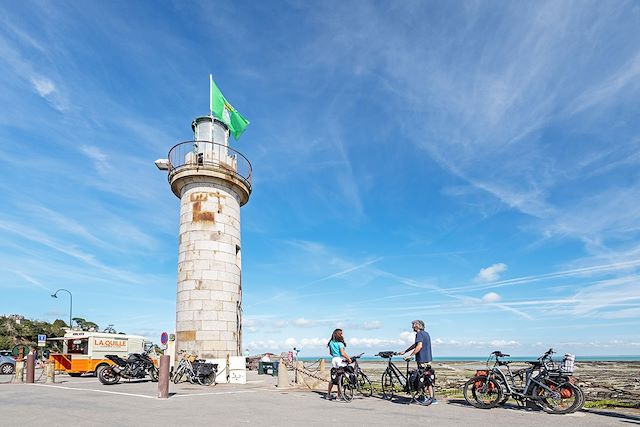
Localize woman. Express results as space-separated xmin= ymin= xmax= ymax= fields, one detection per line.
xmin=326 ymin=328 xmax=351 ymax=400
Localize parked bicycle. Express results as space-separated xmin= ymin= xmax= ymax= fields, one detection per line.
xmin=376 ymin=351 xmax=436 ymax=405
xmin=463 ymin=349 xmax=584 ymax=414
xmin=333 ymin=353 xmax=373 ymax=402
xmin=171 ymin=352 xmax=218 ymax=386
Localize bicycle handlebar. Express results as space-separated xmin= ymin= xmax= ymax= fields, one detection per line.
xmin=538 ymin=348 xmax=555 ymax=360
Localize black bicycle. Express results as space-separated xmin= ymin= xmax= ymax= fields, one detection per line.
xmin=350 ymin=353 xmax=373 ymax=397
xmin=463 ymin=349 xmax=584 ymax=414
xmin=331 ymin=353 xmax=373 ymax=402
xmin=377 ymin=351 xmax=435 ymax=405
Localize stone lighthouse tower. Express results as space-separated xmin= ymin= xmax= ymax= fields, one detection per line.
xmin=156 ymin=116 xmax=251 ymax=359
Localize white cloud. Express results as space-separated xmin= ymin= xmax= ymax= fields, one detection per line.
xmin=292 ymin=318 xmax=316 ymax=328
xmin=361 ymin=321 xmax=382 ymax=330
xmin=30 ymin=76 xmax=55 ymax=96
xmin=80 ymin=145 xmax=110 ymax=174
xmin=475 ymin=263 xmax=508 ymax=283
xmin=482 ymin=292 xmax=502 ymax=303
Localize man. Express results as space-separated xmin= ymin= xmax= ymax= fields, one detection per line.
xmin=400 ymin=320 xmax=437 ymax=405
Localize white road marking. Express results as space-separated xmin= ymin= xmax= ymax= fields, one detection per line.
xmin=29 ymin=383 xmax=155 ymax=399
xmin=172 ymin=390 xmax=257 ymax=398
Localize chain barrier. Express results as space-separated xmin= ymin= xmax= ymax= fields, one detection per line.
xmin=282 ymin=359 xmax=330 ymax=384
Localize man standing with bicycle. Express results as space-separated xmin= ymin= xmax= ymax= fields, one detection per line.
xmin=400 ymin=320 xmax=437 ymax=405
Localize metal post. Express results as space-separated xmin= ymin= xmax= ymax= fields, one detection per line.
xmin=158 ymin=355 xmax=170 ymax=399
xmin=26 ymin=353 xmax=35 ymax=383
xmin=51 ymin=289 xmax=73 ymax=329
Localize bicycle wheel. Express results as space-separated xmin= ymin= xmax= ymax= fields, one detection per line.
xmin=533 ymin=381 xmax=582 ymax=414
xmin=200 ymin=372 xmax=215 ymax=386
xmin=496 ymin=378 xmax=510 ymax=405
xmin=381 ymin=369 xmax=399 ymax=400
xmin=357 ymin=372 xmax=373 ymax=397
xmin=172 ymin=366 xmax=184 ymax=384
xmin=148 ymin=366 xmax=159 ymax=382
xmin=341 ymin=374 xmax=354 ymax=402
xmin=463 ymin=376 xmax=502 ymax=409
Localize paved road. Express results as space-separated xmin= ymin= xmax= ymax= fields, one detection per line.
xmin=1 ymin=373 xmax=638 ymax=426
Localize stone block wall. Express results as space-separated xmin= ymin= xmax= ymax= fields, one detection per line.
xmin=175 ymin=180 xmax=243 ymax=359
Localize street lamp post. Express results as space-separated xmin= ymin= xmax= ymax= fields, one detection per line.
xmin=51 ymin=289 xmax=73 ymax=329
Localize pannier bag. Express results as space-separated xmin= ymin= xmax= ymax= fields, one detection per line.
xmin=424 ymin=368 xmax=436 ymax=386
xmin=330 ymin=367 xmax=340 ymax=385
xmin=474 ymin=370 xmax=495 ymax=390
xmin=560 ymin=386 xmax=573 ymax=398
xmin=193 ymin=362 xmax=217 ymax=376
xmin=560 ymin=354 xmax=575 ymax=374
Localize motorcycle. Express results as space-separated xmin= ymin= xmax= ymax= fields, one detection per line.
xmin=98 ymin=348 xmax=159 ymax=385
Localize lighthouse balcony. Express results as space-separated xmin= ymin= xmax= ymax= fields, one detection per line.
xmin=168 ymin=141 xmax=252 ymax=192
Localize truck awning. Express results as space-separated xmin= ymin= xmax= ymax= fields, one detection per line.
xmin=47 ymin=336 xmax=91 ymax=341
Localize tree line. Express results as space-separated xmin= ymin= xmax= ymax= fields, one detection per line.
xmin=0 ymin=315 xmax=124 ymax=351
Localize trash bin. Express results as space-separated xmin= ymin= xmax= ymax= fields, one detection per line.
xmin=258 ymin=361 xmax=279 ymax=376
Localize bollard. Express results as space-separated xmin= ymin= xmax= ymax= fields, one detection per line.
xmin=46 ymin=361 xmax=55 ymax=384
xmin=26 ymin=354 xmax=35 ymax=383
xmin=295 ymin=360 xmax=304 ymax=384
xmin=13 ymin=360 xmax=24 ymax=384
xmin=277 ymin=358 xmax=290 ymax=388
xmin=319 ymin=358 xmax=326 ymax=374
xmin=157 ymin=355 xmax=170 ymax=399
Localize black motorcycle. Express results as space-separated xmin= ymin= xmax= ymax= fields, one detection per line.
xmin=98 ymin=349 xmax=159 ymax=385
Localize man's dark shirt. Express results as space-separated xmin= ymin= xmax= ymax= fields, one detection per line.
xmin=415 ymin=330 xmax=433 ymax=363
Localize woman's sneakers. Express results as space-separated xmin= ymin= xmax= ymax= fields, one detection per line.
xmin=325 ymin=393 xmax=336 ymax=401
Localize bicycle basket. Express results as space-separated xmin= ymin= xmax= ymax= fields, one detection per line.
xmin=560 ymin=354 xmax=575 ymax=374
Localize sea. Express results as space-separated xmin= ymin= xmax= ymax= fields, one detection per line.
xmin=298 ymin=355 xmax=640 ymax=362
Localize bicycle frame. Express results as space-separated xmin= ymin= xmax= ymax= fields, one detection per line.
xmin=383 ymin=357 xmax=412 ymax=392
xmin=487 ymin=354 xmax=564 ymax=401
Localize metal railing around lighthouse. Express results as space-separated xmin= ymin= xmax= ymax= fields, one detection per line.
xmin=167 ymin=141 xmax=252 ymax=190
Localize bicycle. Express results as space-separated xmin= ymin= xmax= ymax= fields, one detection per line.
xmin=463 ymin=349 xmax=584 ymax=414
xmin=377 ymin=351 xmax=435 ymax=405
xmin=351 ymin=353 xmax=373 ymax=397
xmin=333 ymin=353 xmax=373 ymax=402
xmin=172 ymin=352 xmax=217 ymax=386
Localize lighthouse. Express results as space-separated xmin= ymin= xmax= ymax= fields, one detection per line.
xmin=156 ymin=112 xmax=251 ymax=359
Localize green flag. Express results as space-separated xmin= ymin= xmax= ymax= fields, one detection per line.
xmin=210 ymin=75 xmax=250 ymax=140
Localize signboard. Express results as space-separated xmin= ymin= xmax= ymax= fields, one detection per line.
xmin=160 ymin=332 xmax=169 ymax=346
xmin=11 ymin=344 xmax=30 ymax=359
xmin=92 ymin=337 xmax=127 ymax=351
xmin=38 ymin=334 xmax=47 ymax=347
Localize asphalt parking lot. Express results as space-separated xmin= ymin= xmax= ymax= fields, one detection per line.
xmin=1 ymin=371 xmax=638 ymax=426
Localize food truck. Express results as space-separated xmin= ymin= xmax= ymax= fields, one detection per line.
xmin=49 ymin=330 xmax=154 ymax=376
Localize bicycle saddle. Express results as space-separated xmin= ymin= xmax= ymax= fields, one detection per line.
xmin=376 ymin=351 xmax=396 ymax=358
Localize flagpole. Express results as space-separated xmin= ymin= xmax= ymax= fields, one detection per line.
xmin=209 ymin=74 xmax=213 ymax=118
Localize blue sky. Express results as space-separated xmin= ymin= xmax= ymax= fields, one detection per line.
xmin=1 ymin=1 xmax=639 ymax=357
